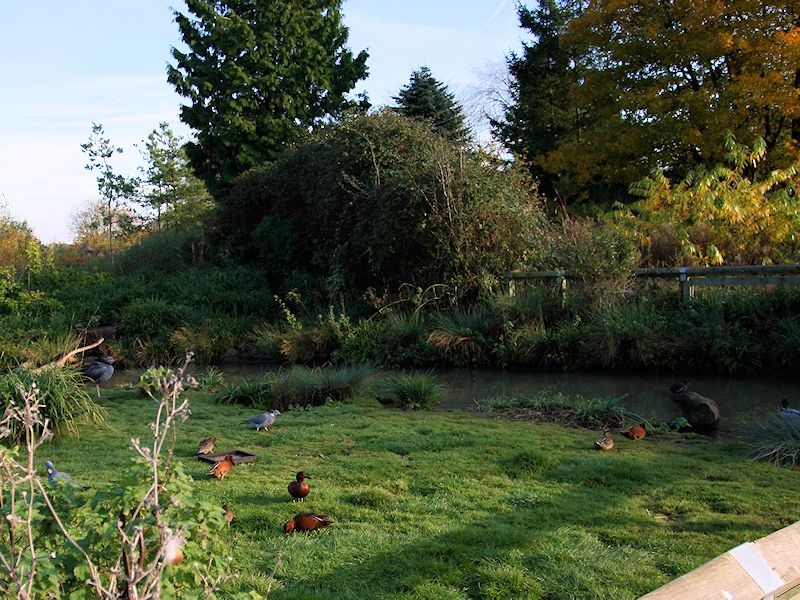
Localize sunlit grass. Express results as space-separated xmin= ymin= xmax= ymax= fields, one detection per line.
xmin=34 ymin=386 xmax=800 ymax=598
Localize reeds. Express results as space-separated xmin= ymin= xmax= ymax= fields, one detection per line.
xmin=750 ymin=416 xmax=800 ymax=467
xmin=386 ymin=372 xmax=444 ymax=410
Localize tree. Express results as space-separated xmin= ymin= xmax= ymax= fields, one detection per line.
xmin=167 ymin=0 xmax=369 ymax=197
xmin=393 ymin=66 xmax=470 ymax=143
xmin=492 ymin=1 xmax=587 ymax=198
xmin=137 ymin=122 xmax=214 ymax=230
xmin=81 ymin=123 xmax=138 ymax=263
xmin=544 ymin=0 xmax=800 ymax=200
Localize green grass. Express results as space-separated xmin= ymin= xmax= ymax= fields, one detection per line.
xmin=37 ymin=386 xmax=800 ymax=599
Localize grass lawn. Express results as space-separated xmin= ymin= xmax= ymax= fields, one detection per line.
xmin=41 ymin=387 xmax=800 ymax=599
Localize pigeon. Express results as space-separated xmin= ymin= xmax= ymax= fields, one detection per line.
xmin=288 ymin=471 xmax=311 ymax=502
xmin=242 ymin=409 xmax=281 ymax=432
xmin=781 ymin=399 xmax=800 ymax=423
xmin=284 ymin=512 xmax=334 ymax=533
xmin=84 ymin=356 xmax=115 ymax=397
xmin=208 ymin=455 xmax=235 ymax=480
xmin=44 ymin=460 xmax=89 ymax=489
xmin=197 ymin=436 xmax=217 ymax=455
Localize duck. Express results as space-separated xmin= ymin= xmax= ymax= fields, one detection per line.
xmin=780 ymin=399 xmax=800 ymax=423
xmin=84 ymin=356 xmax=114 ymax=397
xmin=288 ymin=471 xmax=311 ymax=502
xmin=208 ymin=454 xmax=235 ymax=480
xmin=622 ymin=423 xmax=647 ymax=440
xmin=222 ymin=504 xmax=234 ymax=525
xmin=594 ymin=430 xmax=614 ymax=451
xmin=197 ymin=436 xmax=217 ymax=455
xmin=284 ymin=512 xmax=334 ymax=534
xmin=242 ymin=409 xmax=281 ymax=432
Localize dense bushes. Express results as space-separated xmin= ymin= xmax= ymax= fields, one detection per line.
xmin=220 ymin=110 xmax=548 ymax=301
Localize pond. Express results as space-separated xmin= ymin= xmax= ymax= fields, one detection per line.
xmin=113 ymin=363 xmax=800 ymax=440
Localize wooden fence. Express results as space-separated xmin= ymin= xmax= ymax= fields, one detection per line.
xmin=506 ymin=264 xmax=800 ymax=303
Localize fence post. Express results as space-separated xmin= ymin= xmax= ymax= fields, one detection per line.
xmin=556 ymin=270 xmax=567 ymax=307
xmin=679 ymin=267 xmax=693 ymax=303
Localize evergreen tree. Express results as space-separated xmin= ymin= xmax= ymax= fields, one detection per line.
xmin=492 ymin=1 xmax=587 ymax=199
xmin=167 ymin=0 xmax=369 ymax=197
xmin=393 ymin=66 xmax=469 ymax=143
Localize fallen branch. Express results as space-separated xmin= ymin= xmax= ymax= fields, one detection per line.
xmin=29 ymin=338 xmax=106 ymax=373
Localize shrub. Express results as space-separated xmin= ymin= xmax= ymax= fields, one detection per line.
xmin=572 ymin=395 xmax=648 ymax=429
xmin=750 ymin=416 xmax=800 ymax=467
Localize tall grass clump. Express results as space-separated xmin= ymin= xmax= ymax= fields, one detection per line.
xmin=216 ymin=365 xmax=374 ymax=410
xmin=750 ymin=417 xmax=800 ymax=467
xmin=573 ymin=395 xmax=648 ymax=428
xmin=427 ymin=305 xmax=495 ymax=367
xmin=0 ymin=366 xmax=107 ymax=443
xmin=387 ymin=372 xmax=445 ymax=410
xmin=339 ymin=310 xmax=437 ymax=367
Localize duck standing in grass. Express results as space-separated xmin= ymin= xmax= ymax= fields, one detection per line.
xmin=780 ymin=399 xmax=800 ymax=424
xmin=197 ymin=436 xmax=217 ymax=455
xmin=83 ymin=356 xmax=114 ymax=397
xmin=242 ymin=409 xmax=281 ymax=432
xmin=622 ymin=423 xmax=647 ymax=440
xmin=594 ymin=430 xmax=614 ymax=451
xmin=284 ymin=512 xmax=334 ymax=533
xmin=288 ymin=471 xmax=311 ymax=502
xmin=222 ymin=504 xmax=234 ymax=525
xmin=208 ymin=455 xmax=235 ymax=480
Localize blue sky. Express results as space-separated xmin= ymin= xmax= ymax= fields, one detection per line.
xmin=0 ymin=1 xmax=523 ymax=243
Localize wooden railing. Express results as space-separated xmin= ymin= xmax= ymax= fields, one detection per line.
xmin=506 ymin=264 xmax=800 ymax=302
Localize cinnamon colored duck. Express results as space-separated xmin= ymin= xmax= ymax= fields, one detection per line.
xmin=284 ymin=512 xmax=334 ymax=533
xmin=622 ymin=423 xmax=647 ymax=440
xmin=222 ymin=504 xmax=234 ymax=525
xmin=594 ymin=430 xmax=614 ymax=451
xmin=288 ymin=471 xmax=311 ymax=502
xmin=208 ymin=454 xmax=235 ymax=480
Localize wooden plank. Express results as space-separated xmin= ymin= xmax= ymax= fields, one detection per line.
xmin=642 ymin=521 xmax=800 ymax=600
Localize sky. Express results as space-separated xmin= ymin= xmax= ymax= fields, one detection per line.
xmin=0 ymin=1 xmax=524 ymax=243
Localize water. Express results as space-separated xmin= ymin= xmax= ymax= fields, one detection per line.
xmin=112 ymin=363 xmax=800 ymax=440
xmin=433 ymin=369 xmax=800 ymax=439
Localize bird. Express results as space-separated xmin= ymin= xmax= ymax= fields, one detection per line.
xmin=283 ymin=512 xmax=334 ymax=534
xmin=622 ymin=423 xmax=647 ymax=440
xmin=197 ymin=436 xmax=217 ymax=455
xmin=780 ymin=399 xmax=800 ymax=423
xmin=44 ymin=460 xmax=89 ymax=489
xmin=288 ymin=471 xmax=311 ymax=502
xmin=594 ymin=430 xmax=614 ymax=451
xmin=222 ymin=504 xmax=234 ymax=525
xmin=208 ymin=455 xmax=235 ymax=480
xmin=242 ymin=409 xmax=281 ymax=431
xmin=83 ymin=356 xmax=115 ymax=397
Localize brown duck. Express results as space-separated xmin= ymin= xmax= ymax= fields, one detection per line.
xmin=288 ymin=471 xmax=311 ymax=502
xmin=622 ymin=423 xmax=647 ymax=440
xmin=208 ymin=455 xmax=235 ymax=480
xmin=222 ymin=504 xmax=234 ymax=525
xmin=197 ymin=436 xmax=217 ymax=455
xmin=284 ymin=512 xmax=334 ymax=533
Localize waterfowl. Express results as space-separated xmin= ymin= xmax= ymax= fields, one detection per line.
xmin=284 ymin=512 xmax=334 ymax=534
xmin=594 ymin=430 xmax=614 ymax=451
xmin=222 ymin=504 xmax=234 ymax=525
xmin=208 ymin=455 xmax=235 ymax=480
xmin=242 ymin=409 xmax=281 ymax=431
xmin=197 ymin=436 xmax=217 ymax=455
xmin=780 ymin=399 xmax=800 ymax=423
xmin=84 ymin=356 xmax=114 ymax=397
xmin=288 ymin=471 xmax=311 ymax=502
xmin=622 ymin=423 xmax=647 ymax=440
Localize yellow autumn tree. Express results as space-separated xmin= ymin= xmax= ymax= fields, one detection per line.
xmin=620 ymin=133 xmax=800 ymax=266
xmin=544 ymin=0 xmax=800 ymax=200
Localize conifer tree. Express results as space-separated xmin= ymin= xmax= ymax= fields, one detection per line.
xmin=393 ymin=66 xmax=469 ymax=143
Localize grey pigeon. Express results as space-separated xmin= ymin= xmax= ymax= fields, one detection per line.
xmin=84 ymin=356 xmax=115 ymax=397
xmin=242 ymin=409 xmax=281 ymax=431
xmin=44 ymin=460 xmax=89 ymax=489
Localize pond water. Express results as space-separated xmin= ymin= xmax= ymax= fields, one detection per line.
xmin=112 ymin=363 xmax=800 ymax=440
